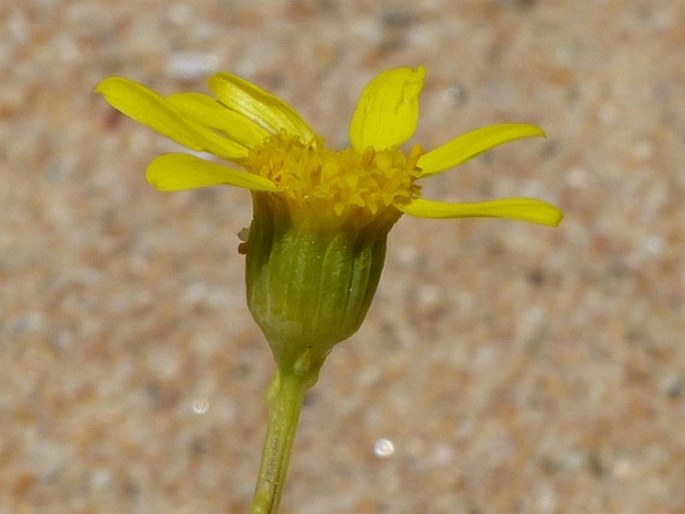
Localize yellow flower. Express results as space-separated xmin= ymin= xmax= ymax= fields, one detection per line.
xmin=96 ymin=66 xmax=561 ymax=226
xmin=97 ymin=69 xmax=564 ymax=512
xmin=96 ymin=66 xmax=562 ymax=374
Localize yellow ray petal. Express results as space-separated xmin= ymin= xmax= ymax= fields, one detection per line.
xmin=398 ymin=197 xmax=563 ymax=226
xmin=208 ymin=73 xmax=315 ymax=143
xmin=417 ymin=123 xmax=546 ymax=176
xmin=96 ymin=77 xmax=248 ymax=161
xmin=349 ymin=66 xmax=425 ymax=152
xmin=167 ymin=92 xmax=269 ymax=149
xmin=146 ymin=153 xmax=278 ymax=192
xmin=96 ymin=76 xmax=205 ymax=150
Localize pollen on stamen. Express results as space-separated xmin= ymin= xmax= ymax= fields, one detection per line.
xmin=247 ymin=132 xmax=422 ymax=218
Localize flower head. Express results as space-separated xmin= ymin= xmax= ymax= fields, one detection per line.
xmin=96 ymin=66 xmax=562 ymax=375
xmin=96 ymin=66 xmax=561 ymax=227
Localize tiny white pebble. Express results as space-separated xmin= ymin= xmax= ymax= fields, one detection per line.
xmin=192 ymin=398 xmax=209 ymax=414
xmin=373 ymin=438 xmax=395 ymax=458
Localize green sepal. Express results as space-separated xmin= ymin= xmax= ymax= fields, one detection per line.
xmin=245 ymin=193 xmax=398 ymax=375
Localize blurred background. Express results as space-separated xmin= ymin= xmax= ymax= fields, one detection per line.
xmin=2 ymin=1 xmax=684 ymax=513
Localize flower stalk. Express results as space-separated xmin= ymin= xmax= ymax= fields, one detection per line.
xmin=251 ymin=366 xmax=315 ymax=514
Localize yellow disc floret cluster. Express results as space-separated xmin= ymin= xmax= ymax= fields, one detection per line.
xmin=248 ymin=132 xmax=423 ymax=219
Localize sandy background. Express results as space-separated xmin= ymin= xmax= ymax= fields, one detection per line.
xmin=2 ymin=1 xmax=684 ymax=513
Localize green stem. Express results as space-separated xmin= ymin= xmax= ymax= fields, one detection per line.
xmin=250 ymin=367 xmax=312 ymax=514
